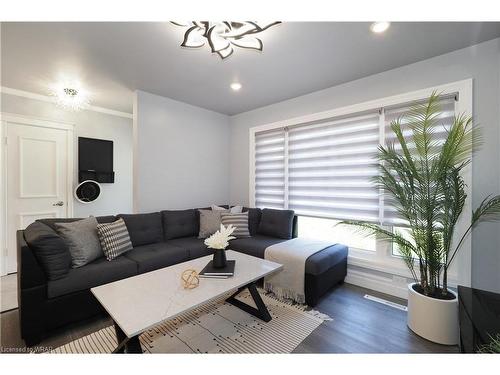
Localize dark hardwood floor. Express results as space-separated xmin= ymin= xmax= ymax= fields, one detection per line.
xmin=0 ymin=283 xmax=458 ymax=353
xmin=293 ymin=283 xmax=458 ymax=353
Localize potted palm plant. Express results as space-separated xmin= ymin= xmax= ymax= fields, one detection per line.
xmin=341 ymin=92 xmax=500 ymax=345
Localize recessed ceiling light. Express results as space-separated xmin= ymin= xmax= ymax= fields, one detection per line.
xmin=230 ymin=82 xmax=242 ymax=91
xmin=370 ymin=22 xmax=391 ymax=34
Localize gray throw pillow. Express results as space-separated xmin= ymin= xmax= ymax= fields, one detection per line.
xmin=55 ymin=216 xmax=103 ymax=268
xmin=198 ymin=209 xmax=227 ymax=238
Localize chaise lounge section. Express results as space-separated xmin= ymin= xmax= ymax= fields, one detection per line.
xmin=17 ymin=206 xmax=348 ymax=346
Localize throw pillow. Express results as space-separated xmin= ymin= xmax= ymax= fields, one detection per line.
xmin=211 ymin=204 xmax=243 ymax=213
xmin=221 ymin=212 xmax=250 ymax=238
xmin=198 ymin=209 xmax=227 ymax=238
xmin=38 ymin=216 xmax=116 ymax=231
xmin=229 ymin=205 xmax=243 ymax=214
xmin=24 ymin=221 xmax=72 ymax=280
xmin=257 ymin=208 xmax=295 ymax=239
xmin=211 ymin=204 xmax=227 ymax=211
xmin=97 ymin=218 xmax=133 ymax=261
xmin=55 ymin=216 xmax=103 ymax=268
xmin=246 ymin=207 xmax=262 ymax=236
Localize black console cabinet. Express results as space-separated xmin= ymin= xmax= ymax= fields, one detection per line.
xmin=458 ymin=285 xmax=500 ymax=353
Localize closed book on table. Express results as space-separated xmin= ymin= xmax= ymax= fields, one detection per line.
xmin=199 ymin=260 xmax=235 ymax=278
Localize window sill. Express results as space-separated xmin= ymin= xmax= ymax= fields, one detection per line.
xmin=347 ymin=248 xmax=459 ymax=284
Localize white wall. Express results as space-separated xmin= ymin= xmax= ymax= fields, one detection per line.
xmin=1 ymin=92 xmax=133 ymax=217
xmin=229 ymin=38 xmax=500 ymax=293
xmin=133 ymin=90 xmax=230 ymax=212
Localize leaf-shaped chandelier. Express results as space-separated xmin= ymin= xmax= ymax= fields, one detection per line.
xmin=171 ymin=21 xmax=281 ymax=59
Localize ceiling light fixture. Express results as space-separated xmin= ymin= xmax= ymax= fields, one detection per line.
xmin=230 ymin=82 xmax=242 ymax=91
xmin=171 ymin=21 xmax=281 ymax=60
xmin=50 ymin=82 xmax=91 ymax=111
xmin=370 ymin=22 xmax=391 ymax=34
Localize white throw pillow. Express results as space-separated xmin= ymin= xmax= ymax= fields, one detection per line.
xmin=229 ymin=205 xmax=243 ymax=214
xmin=211 ymin=204 xmax=227 ymax=211
xmin=211 ymin=204 xmax=243 ymax=213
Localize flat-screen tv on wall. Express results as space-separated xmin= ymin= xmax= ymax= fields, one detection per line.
xmin=78 ymin=137 xmax=114 ymax=183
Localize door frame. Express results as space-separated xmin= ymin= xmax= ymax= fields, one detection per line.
xmin=0 ymin=112 xmax=75 ymax=275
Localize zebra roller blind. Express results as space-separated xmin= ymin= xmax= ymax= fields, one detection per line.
xmin=287 ymin=113 xmax=380 ymax=221
xmin=253 ymin=95 xmax=457 ymax=225
xmin=254 ymin=129 xmax=286 ymax=209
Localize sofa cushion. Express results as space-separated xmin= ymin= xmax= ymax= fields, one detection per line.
xmin=124 ymin=243 xmax=190 ymax=274
xmin=304 ymin=244 xmax=349 ymax=275
xmin=165 ymin=237 xmax=212 ymax=259
xmin=117 ymin=212 xmax=163 ymax=247
xmin=229 ymin=235 xmax=287 ymax=259
xmin=162 ymin=209 xmax=198 ymax=240
xmin=257 ymin=209 xmax=295 ymax=239
xmin=54 ymin=217 xmax=103 ymax=268
xmin=24 ymin=222 xmax=72 ymax=281
xmin=243 ymin=207 xmax=262 ymax=236
xmin=47 ymin=256 xmax=137 ymax=298
xmin=38 ymin=215 xmax=116 ymax=231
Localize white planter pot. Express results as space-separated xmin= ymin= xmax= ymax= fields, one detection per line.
xmin=407 ymin=283 xmax=458 ymax=345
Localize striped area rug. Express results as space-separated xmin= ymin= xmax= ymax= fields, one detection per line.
xmin=51 ymin=289 xmax=331 ymax=354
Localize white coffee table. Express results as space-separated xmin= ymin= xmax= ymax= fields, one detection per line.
xmin=91 ymin=250 xmax=283 ymax=353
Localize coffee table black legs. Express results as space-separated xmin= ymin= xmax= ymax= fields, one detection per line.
xmin=226 ymin=282 xmax=272 ymax=322
xmin=113 ymin=322 xmax=142 ymax=354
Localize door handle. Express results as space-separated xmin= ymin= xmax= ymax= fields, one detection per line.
xmin=52 ymin=201 xmax=64 ymax=206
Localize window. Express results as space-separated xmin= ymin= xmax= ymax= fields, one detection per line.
xmin=254 ymin=113 xmax=382 ymax=252
xmin=298 ymin=216 xmax=376 ymax=251
xmin=250 ymin=83 xmax=470 ymax=279
xmin=391 ymin=226 xmax=416 ymax=257
xmin=253 ymin=98 xmax=457 ymax=251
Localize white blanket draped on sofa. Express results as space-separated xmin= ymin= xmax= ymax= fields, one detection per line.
xmin=264 ymin=238 xmax=334 ymax=304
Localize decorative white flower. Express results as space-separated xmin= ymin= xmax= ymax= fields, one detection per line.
xmin=204 ymin=224 xmax=236 ymax=250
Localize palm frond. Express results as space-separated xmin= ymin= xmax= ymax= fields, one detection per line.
xmin=478 ymin=334 xmax=500 ymax=354
xmin=472 ymin=195 xmax=500 ymax=225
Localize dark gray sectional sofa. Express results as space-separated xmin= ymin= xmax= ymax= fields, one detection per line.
xmin=17 ymin=206 xmax=348 ymax=346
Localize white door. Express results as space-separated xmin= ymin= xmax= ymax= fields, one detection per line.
xmin=2 ymin=117 xmax=73 ymax=274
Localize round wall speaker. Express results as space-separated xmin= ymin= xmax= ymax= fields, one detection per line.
xmin=74 ymin=180 xmax=101 ymax=204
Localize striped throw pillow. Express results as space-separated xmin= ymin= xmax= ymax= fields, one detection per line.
xmin=97 ymin=218 xmax=133 ymax=261
xmin=221 ymin=212 xmax=250 ymax=238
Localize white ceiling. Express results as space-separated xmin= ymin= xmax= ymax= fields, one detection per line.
xmin=2 ymin=22 xmax=500 ymax=115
